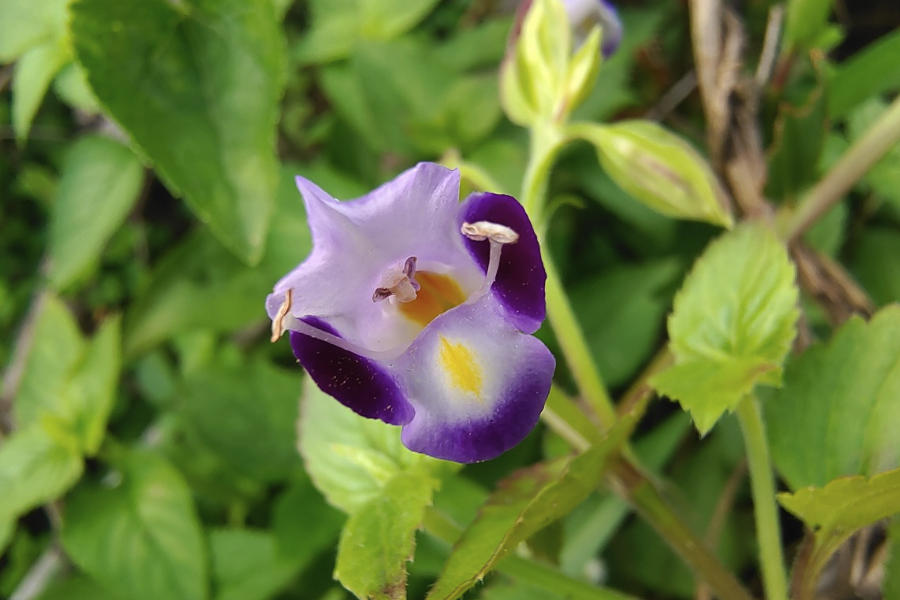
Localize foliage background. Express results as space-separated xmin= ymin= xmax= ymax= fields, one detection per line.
xmin=1 ymin=0 xmax=900 ymax=599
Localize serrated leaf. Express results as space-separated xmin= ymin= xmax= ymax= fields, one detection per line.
xmin=766 ymin=306 xmax=900 ymax=490
xmin=12 ymin=40 xmax=70 ymax=143
xmin=299 ymin=377 xmax=453 ymax=515
xmin=210 ymin=528 xmax=302 ymax=600
xmin=425 ymin=414 xmax=635 ymax=600
xmin=180 ymin=361 xmax=302 ymax=482
xmin=48 ymin=135 xmax=144 ymax=290
xmin=778 ymin=468 xmax=900 ymax=536
xmin=0 ymin=425 xmax=83 ymax=522
xmin=335 ymin=471 xmax=439 ymax=600
xmin=651 ymin=223 xmax=799 ymax=434
xmin=71 ymin=0 xmax=285 ymax=263
xmin=62 ymin=451 xmax=207 ymax=600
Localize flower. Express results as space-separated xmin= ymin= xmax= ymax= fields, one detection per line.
xmin=267 ymin=163 xmax=555 ymax=463
xmin=561 ymin=0 xmax=622 ymax=57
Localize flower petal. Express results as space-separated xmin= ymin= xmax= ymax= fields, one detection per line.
xmin=267 ymin=163 xmax=483 ymax=352
xmin=291 ymin=317 xmax=414 ymax=426
xmin=459 ymin=192 xmax=546 ymax=334
xmin=395 ymin=296 xmax=555 ymax=462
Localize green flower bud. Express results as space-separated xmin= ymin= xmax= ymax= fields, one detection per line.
xmin=577 ymin=120 xmax=734 ymax=228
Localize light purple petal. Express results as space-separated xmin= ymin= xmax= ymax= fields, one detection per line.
xmin=291 ymin=317 xmax=414 ymax=426
xmin=458 ymin=192 xmax=546 ymax=334
xmin=394 ymin=296 xmax=555 ymax=463
xmin=267 ymin=163 xmax=483 ymax=352
xmin=561 ymin=0 xmax=623 ymax=58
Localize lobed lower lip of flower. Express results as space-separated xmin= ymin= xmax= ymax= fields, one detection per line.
xmin=265 ymin=162 xmax=555 ymax=463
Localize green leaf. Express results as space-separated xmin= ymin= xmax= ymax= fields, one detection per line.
xmin=651 ymin=223 xmax=799 ymax=434
xmin=180 ymin=361 xmax=302 ymax=482
xmin=0 ymin=0 xmax=70 ymax=62
xmin=846 ymin=98 xmax=900 ymax=212
xmin=783 ymin=0 xmax=834 ymax=53
xmin=14 ymin=295 xmax=84 ymax=428
xmin=48 ymin=135 xmax=144 ymax=290
xmin=123 ymin=164 xmax=312 ymax=356
xmin=0 ymin=425 xmax=83 ymax=522
xmin=35 ymin=576 xmax=120 ymax=600
xmin=829 ymin=28 xmax=900 ymax=119
xmin=766 ymin=306 xmax=900 ymax=490
xmin=0 ymin=519 xmax=13 ymax=555
xmin=335 ymin=471 xmax=439 ymax=600
xmin=851 ymin=228 xmax=900 ymax=306
xmin=210 ymin=528 xmax=302 ymax=600
xmin=778 ymin=468 xmax=900 ymax=536
xmin=885 ymin=518 xmax=900 ymax=600
xmin=294 ymin=0 xmax=441 ymax=64
xmin=299 ymin=377 xmax=451 ymax=514
xmin=62 ymin=451 xmax=207 ymax=600
xmin=52 ymin=62 xmax=99 ymax=113
xmin=426 ymin=415 xmax=635 ymax=600
xmin=71 ymin=0 xmax=285 ymax=263
xmin=12 ymin=41 xmax=70 ymax=143
xmin=579 ymin=120 xmax=733 ymax=228
xmin=272 ymin=477 xmax=344 ymax=565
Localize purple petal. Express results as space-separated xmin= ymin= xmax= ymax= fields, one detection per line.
xmin=561 ymin=0 xmax=623 ymax=58
xmin=459 ymin=193 xmax=546 ymax=334
xmin=395 ymin=296 xmax=555 ymax=463
xmin=290 ymin=318 xmax=414 ymax=426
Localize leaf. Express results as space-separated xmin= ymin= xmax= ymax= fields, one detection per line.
xmin=71 ymin=0 xmax=285 ymax=263
xmin=272 ymin=477 xmax=344 ymax=565
xmin=766 ymin=306 xmax=900 ymax=490
xmin=180 ymin=361 xmax=302 ymax=482
xmin=846 ymin=98 xmax=900 ymax=212
xmin=884 ymin=517 xmax=900 ymax=600
xmin=35 ymin=576 xmax=120 ymax=600
xmin=48 ymin=135 xmax=144 ymax=290
xmin=0 ymin=0 xmax=70 ymax=62
xmin=14 ymin=295 xmax=84 ymax=429
xmin=425 ymin=414 xmax=635 ymax=600
xmin=651 ymin=223 xmax=799 ymax=434
xmin=210 ymin=528 xmax=302 ymax=600
xmin=0 ymin=519 xmax=13 ymax=555
xmin=829 ymin=28 xmax=900 ymax=119
xmin=851 ymin=228 xmax=900 ymax=306
xmin=12 ymin=40 xmax=70 ymax=143
xmin=299 ymin=377 xmax=451 ymax=514
xmin=335 ymin=471 xmax=439 ymax=600
xmin=61 ymin=451 xmax=207 ymax=600
xmin=783 ymin=0 xmax=833 ymax=53
xmin=0 ymin=425 xmax=83 ymax=522
xmin=778 ymin=468 xmax=900 ymax=537
xmin=294 ymin=0 xmax=441 ymax=65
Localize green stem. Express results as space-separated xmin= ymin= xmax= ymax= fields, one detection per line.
xmin=610 ymin=461 xmax=757 ymax=600
xmin=782 ymin=93 xmax=900 ymax=241
xmin=736 ymin=396 xmax=788 ymax=600
xmin=423 ymin=508 xmax=638 ymax=600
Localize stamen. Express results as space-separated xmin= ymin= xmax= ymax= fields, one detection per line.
xmin=460 ymin=221 xmax=518 ymax=303
xmin=461 ymin=221 xmax=519 ymax=244
xmin=373 ymin=256 xmax=420 ymax=303
xmin=270 ymin=289 xmax=293 ymax=342
xmin=292 ymin=319 xmax=406 ymax=361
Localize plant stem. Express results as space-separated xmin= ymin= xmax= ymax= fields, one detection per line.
xmin=609 ymin=460 xmax=757 ymax=600
xmin=782 ymin=93 xmax=900 ymax=241
xmin=736 ymin=396 xmax=788 ymax=600
xmin=423 ymin=508 xmax=638 ymax=600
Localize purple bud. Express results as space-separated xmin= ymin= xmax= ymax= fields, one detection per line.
xmin=561 ymin=0 xmax=623 ymax=57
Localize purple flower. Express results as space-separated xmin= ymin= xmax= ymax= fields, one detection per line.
xmin=562 ymin=0 xmax=622 ymax=57
xmin=267 ymin=163 xmax=555 ymax=463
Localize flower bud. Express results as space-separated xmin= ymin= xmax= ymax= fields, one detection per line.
xmin=578 ymin=121 xmax=734 ymax=228
xmin=562 ymin=0 xmax=622 ymax=58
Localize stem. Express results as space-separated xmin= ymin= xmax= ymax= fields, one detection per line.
xmin=543 ymin=257 xmax=617 ymax=429
xmin=609 ymin=460 xmax=757 ymax=600
xmin=782 ymin=93 xmax=900 ymax=241
xmin=423 ymin=508 xmax=638 ymax=600
xmin=736 ymin=396 xmax=788 ymax=600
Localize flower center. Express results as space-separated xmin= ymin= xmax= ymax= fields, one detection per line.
xmin=398 ymin=272 xmax=467 ymax=327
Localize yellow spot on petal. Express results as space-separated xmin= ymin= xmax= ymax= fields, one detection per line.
xmin=399 ymin=272 xmax=466 ymax=327
xmin=439 ymin=336 xmax=483 ymax=399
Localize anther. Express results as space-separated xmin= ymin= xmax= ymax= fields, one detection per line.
xmin=373 ymin=256 xmax=420 ymax=303
xmin=461 ymin=221 xmax=519 ymax=245
xmin=271 ymin=289 xmax=293 ymax=342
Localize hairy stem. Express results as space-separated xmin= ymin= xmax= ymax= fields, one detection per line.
xmin=783 ymin=93 xmax=900 ymax=241
xmin=737 ymin=396 xmax=788 ymax=600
